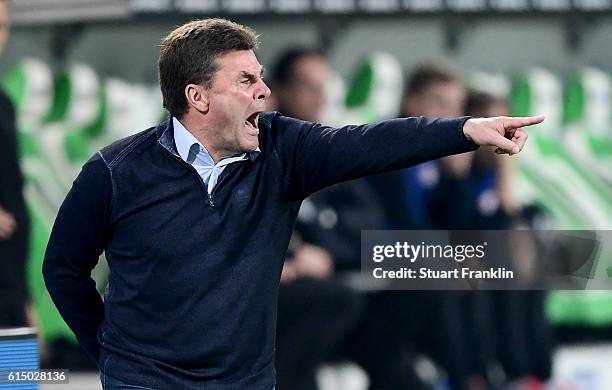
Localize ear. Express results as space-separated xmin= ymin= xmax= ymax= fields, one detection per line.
xmin=185 ymin=84 xmax=209 ymax=114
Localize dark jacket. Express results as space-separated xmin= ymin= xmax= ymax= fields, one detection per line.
xmin=42 ymin=112 xmax=475 ymax=389
xmin=0 ymin=90 xmax=30 ymax=327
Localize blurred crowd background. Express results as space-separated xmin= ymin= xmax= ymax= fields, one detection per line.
xmin=1 ymin=1 xmax=612 ymax=390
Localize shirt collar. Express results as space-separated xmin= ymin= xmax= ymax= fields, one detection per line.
xmin=172 ymin=117 xmax=261 ymax=163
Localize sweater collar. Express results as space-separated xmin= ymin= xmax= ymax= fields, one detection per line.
xmin=158 ymin=117 xmax=260 ymax=162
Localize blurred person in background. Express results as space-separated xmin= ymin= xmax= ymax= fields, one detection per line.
xmin=0 ymin=0 xmax=31 ymax=329
xmin=370 ymin=64 xmax=471 ymax=229
xmin=365 ymin=64 xmax=478 ymax=390
xmin=270 ymin=47 xmax=369 ymax=390
xmin=366 ymin=75 xmax=551 ymax=390
xmin=272 ymin=47 xmax=388 ymax=270
xmin=464 ymin=92 xmax=520 ymax=226
xmin=464 ymin=91 xmax=552 ymax=387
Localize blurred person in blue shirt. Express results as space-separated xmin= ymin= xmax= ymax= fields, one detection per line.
xmin=366 ymin=64 xmax=477 ymax=390
xmin=369 ymin=63 xmax=471 ymax=229
xmin=463 ymin=91 xmax=552 ymax=387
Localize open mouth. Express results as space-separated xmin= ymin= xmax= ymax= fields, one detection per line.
xmin=245 ymin=112 xmax=260 ymax=132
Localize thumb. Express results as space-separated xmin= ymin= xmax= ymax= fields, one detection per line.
xmin=492 ymin=133 xmax=520 ymax=154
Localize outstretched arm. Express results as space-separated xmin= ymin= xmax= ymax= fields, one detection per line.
xmin=272 ymin=113 xmax=542 ymax=199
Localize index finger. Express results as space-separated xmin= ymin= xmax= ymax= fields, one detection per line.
xmin=504 ymin=115 xmax=545 ymax=129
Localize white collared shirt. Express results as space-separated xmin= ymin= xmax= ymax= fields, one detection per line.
xmin=173 ymin=117 xmax=260 ymax=195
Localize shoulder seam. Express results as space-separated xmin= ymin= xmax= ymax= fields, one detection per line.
xmin=108 ymin=130 xmax=155 ymax=168
xmin=97 ymin=150 xmax=116 ymax=222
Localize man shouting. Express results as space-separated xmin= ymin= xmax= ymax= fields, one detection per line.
xmin=43 ymin=18 xmax=540 ymax=390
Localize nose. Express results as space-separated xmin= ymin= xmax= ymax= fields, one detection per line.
xmin=256 ymin=79 xmax=271 ymax=101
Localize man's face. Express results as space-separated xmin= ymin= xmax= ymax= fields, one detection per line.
xmin=277 ymin=55 xmax=329 ymax=122
xmin=405 ymin=81 xmax=466 ymax=118
xmin=205 ymin=50 xmax=271 ymax=155
xmin=0 ymin=2 xmax=9 ymax=58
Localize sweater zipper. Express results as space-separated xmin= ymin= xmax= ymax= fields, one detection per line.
xmin=159 ymin=140 xmax=244 ymax=208
xmin=208 ymin=163 xmax=240 ymax=207
xmin=160 ymin=146 xmax=215 ymax=207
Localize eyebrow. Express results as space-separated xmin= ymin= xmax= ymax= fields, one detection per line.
xmin=240 ymin=67 xmax=265 ymax=79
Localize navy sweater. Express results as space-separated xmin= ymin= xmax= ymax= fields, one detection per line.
xmin=43 ymin=112 xmax=476 ymax=389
